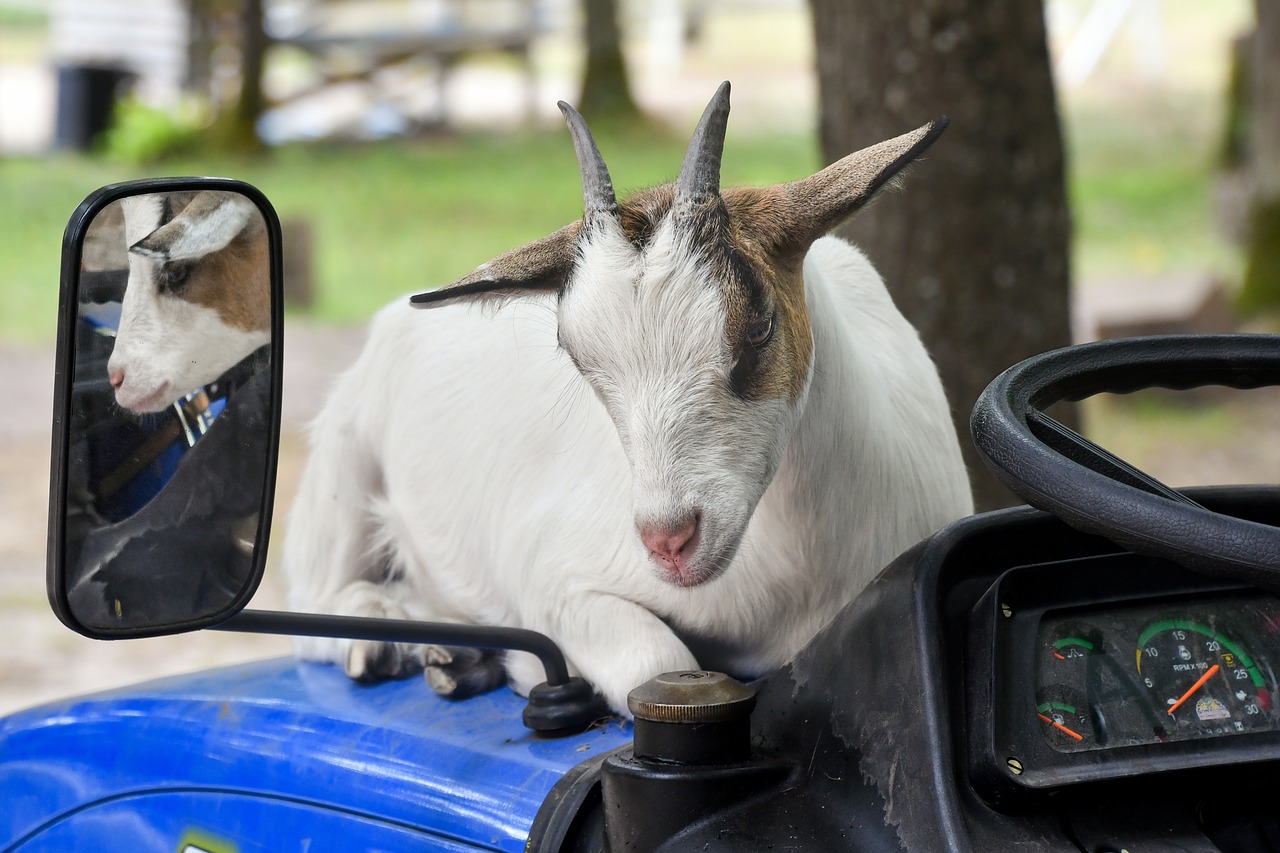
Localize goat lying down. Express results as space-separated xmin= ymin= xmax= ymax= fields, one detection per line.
xmin=285 ymin=83 xmax=974 ymax=715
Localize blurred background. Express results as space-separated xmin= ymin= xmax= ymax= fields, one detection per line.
xmin=0 ymin=0 xmax=1274 ymax=713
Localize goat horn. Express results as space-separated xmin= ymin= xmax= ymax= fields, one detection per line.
xmin=674 ymin=81 xmax=731 ymax=216
xmin=558 ymin=101 xmax=618 ymax=227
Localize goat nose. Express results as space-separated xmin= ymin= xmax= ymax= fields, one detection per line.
xmin=108 ymin=369 xmax=125 ymax=390
xmin=640 ymin=513 xmax=699 ymax=560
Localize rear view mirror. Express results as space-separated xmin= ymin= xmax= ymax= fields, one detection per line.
xmin=43 ymin=178 xmax=603 ymax=733
xmin=48 ymin=179 xmax=283 ymax=638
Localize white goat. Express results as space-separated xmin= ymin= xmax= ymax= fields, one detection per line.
xmin=285 ymin=83 xmax=973 ymax=715
xmin=110 ymin=191 xmax=269 ymax=413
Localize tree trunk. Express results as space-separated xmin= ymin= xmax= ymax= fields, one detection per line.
xmin=578 ymin=0 xmax=641 ymax=123
xmin=209 ymin=0 xmax=267 ymax=154
xmin=809 ymin=0 xmax=1075 ymax=511
xmin=185 ymin=0 xmax=215 ymax=93
xmin=1239 ymin=0 xmax=1280 ymax=313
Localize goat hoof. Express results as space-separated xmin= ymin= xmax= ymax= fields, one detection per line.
xmin=344 ymin=640 xmax=423 ymax=683
xmin=424 ymin=646 xmax=505 ymax=700
xmin=423 ymin=644 xmax=456 ymax=667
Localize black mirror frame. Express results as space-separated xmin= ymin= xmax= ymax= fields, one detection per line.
xmin=47 ymin=177 xmax=285 ymax=640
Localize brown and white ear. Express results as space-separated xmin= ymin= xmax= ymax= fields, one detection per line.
xmin=409 ymin=221 xmax=582 ymax=309
xmin=770 ymin=116 xmax=949 ymax=255
xmin=130 ymin=191 xmax=259 ymax=262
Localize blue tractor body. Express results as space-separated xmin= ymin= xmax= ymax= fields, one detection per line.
xmin=0 ymin=659 xmax=631 ymax=851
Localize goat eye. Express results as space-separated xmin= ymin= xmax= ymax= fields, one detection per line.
xmin=745 ymin=313 xmax=775 ymax=347
xmin=156 ymin=261 xmax=193 ymax=294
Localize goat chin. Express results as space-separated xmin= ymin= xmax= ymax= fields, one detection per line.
xmin=113 ymin=381 xmax=173 ymax=414
xmin=283 ymin=236 xmax=973 ymax=717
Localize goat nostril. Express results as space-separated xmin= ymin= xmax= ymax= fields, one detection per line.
xmin=640 ymin=513 xmax=700 ymax=559
xmin=108 ymin=370 xmax=125 ymax=390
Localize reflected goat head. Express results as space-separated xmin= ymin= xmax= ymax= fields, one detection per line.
xmin=108 ymin=191 xmax=270 ymax=414
xmin=411 ymin=82 xmax=945 ymax=588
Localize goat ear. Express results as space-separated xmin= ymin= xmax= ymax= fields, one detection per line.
xmin=130 ymin=191 xmax=258 ymax=261
xmin=764 ymin=117 xmax=949 ymax=256
xmin=410 ymin=221 xmax=582 ymax=309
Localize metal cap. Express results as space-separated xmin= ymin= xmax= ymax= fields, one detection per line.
xmin=627 ymin=671 xmax=757 ymax=724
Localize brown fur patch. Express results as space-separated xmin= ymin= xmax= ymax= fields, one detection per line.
xmin=182 ymin=214 xmax=270 ymax=333
xmin=415 ymin=222 xmax=582 ymax=307
xmin=615 ymin=185 xmax=812 ymax=404
xmin=616 ymin=185 xmax=675 ymax=247
xmin=721 ymin=188 xmax=812 ymax=404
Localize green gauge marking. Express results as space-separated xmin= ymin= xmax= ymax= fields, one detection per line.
xmin=1051 ymin=637 xmax=1095 ymax=660
xmin=1135 ymin=619 xmax=1264 ymax=688
xmin=1037 ymin=701 xmax=1076 ymax=715
xmin=1035 ymin=693 xmax=1093 ymax=747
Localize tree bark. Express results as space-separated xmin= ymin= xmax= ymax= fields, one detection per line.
xmin=208 ymin=0 xmax=267 ymax=154
xmin=578 ymin=0 xmax=641 ymax=122
xmin=809 ymin=0 xmax=1075 ymax=511
xmin=1239 ymin=0 xmax=1280 ymax=313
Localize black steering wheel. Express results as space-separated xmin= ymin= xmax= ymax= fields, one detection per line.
xmin=971 ymin=334 xmax=1280 ymax=593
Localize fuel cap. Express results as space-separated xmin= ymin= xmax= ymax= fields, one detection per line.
xmin=628 ymin=670 xmax=757 ymax=723
xmin=628 ymin=671 xmax=757 ymax=764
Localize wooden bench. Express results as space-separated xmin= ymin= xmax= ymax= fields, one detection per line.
xmin=273 ymin=0 xmax=546 ymax=129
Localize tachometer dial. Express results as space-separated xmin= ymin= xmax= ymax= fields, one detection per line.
xmin=1136 ymin=619 xmax=1273 ymax=738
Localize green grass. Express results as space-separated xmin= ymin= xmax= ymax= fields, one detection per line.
xmin=0 ymin=3 xmax=46 ymax=28
xmin=1066 ymin=92 xmax=1241 ymax=284
xmin=0 ymin=128 xmax=816 ymax=341
xmin=0 ymin=24 xmax=1248 ymax=344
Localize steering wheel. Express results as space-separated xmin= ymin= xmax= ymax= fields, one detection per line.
xmin=971 ymin=334 xmax=1280 ymax=593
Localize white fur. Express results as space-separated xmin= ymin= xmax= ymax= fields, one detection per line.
xmin=109 ymin=194 xmax=268 ymax=414
xmin=285 ymin=233 xmax=973 ymax=715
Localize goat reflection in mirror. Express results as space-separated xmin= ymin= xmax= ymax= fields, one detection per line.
xmin=64 ymin=190 xmax=273 ymax=631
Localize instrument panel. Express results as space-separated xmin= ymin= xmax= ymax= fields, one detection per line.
xmin=1035 ymin=596 xmax=1278 ymax=752
xmin=965 ymin=553 xmax=1280 ymax=804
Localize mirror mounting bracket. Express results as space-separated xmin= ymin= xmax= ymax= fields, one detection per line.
xmin=213 ymin=609 xmax=611 ymax=735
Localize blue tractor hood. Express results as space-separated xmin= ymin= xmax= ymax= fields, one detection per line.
xmin=0 ymin=658 xmax=633 ymax=852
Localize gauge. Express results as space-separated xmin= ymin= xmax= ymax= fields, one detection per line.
xmin=1035 ymin=686 xmax=1096 ymax=752
xmin=1136 ymin=619 xmax=1273 ymax=738
xmin=1049 ymin=634 xmax=1101 ymax=661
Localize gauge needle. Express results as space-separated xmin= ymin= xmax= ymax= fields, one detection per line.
xmin=1167 ymin=663 xmax=1221 ymax=716
xmin=1038 ymin=713 xmax=1084 ymax=741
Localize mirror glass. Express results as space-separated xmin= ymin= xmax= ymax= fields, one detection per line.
xmin=56 ymin=185 xmax=278 ymax=635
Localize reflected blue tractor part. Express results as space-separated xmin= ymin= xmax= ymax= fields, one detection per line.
xmin=73 ymin=292 xmax=225 ymax=523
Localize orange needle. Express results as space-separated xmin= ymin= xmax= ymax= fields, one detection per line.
xmin=1167 ymin=664 xmax=1221 ymax=716
xmin=1038 ymin=713 xmax=1085 ymax=741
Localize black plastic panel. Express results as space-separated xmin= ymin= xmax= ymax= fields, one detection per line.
xmin=968 ymin=553 xmax=1280 ymax=802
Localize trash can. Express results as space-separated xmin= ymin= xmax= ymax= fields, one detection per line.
xmin=53 ymin=64 xmax=133 ymax=151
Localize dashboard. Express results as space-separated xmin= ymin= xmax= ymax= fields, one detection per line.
xmin=628 ymin=490 xmax=1280 ymax=851
xmin=966 ymin=550 xmax=1280 ymax=805
xmin=1035 ymin=593 xmax=1277 ymax=751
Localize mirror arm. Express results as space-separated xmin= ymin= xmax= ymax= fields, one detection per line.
xmin=213 ymin=608 xmax=572 ymax=685
xmin=213 ymin=609 xmax=612 ymax=735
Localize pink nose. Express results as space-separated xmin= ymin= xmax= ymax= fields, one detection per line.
xmin=108 ymin=369 xmax=125 ymax=390
xmin=640 ymin=513 xmax=699 ymax=563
